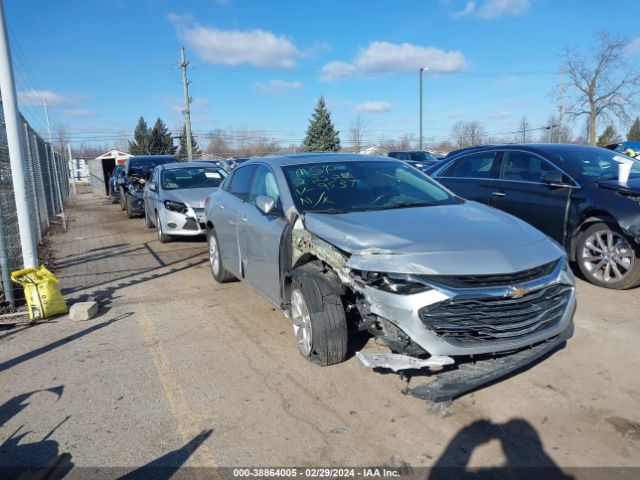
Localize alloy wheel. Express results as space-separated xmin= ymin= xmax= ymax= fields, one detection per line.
xmin=209 ymin=234 xmax=220 ymax=276
xmin=290 ymin=289 xmax=312 ymax=357
xmin=156 ymin=214 xmax=163 ymax=241
xmin=580 ymin=228 xmax=634 ymax=283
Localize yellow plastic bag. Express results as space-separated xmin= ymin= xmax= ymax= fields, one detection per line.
xmin=11 ymin=266 xmax=68 ymax=320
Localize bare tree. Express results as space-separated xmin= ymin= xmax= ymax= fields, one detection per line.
xmin=348 ymin=114 xmax=371 ymax=150
xmin=562 ymin=31 xmax=640 ymax=144
xmin=451 ymin=120 xmax=486 ymax=148
xmin=451 ymin=121 xmax=467 ymax=148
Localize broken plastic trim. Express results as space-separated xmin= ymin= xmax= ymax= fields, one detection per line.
xmin=356 ymin=352 xmax=454 ymax=372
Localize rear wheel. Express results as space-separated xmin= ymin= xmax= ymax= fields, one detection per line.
xmin=290 ymin=265 xmax=348 ymax=366
xmin=156 ymin=213 xmax=171 ymax=243
xmin=207 ymin=228 xmax=235 ymax=282
xmin=576 ymin=222 xmax=640 ymax=289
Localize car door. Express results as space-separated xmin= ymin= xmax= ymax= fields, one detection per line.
xmin=214 ymin=164 xmax=259 ymax=277
xmin=489 ymin=150 xmax=572 ymax=244
xmin=432 ymin=151 xmax=498 ymax=205
xmin=239 ymin=164 xmax=287 ymax=305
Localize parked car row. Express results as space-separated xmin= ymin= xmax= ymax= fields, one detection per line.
xmin=110 ymin=145 xmax=638 ymax=405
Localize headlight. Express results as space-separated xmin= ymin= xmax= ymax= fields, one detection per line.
xmin=164 ymin=200 xmax=188 ymax=214
xmin=350 ymin=270 xmax=432 ymax=294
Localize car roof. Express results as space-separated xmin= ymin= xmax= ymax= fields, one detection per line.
xmin=240 ymin=152 xmax=393 ymax=167
xmin=128 ymin=155 xmax=177 ymax=161
xmin=445 ymin=143 xmax=607 ymax=159
xmin=159 ymin=161 xmax=223 ymax=170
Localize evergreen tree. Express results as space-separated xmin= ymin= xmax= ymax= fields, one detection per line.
xmin=628 ymin=117 xmax=640 ymax=141
xmin=596 ymin=125 xmax=619 ymax=147
xmin=177 ymin=124 xmax=202 ymax=161
xmin=128 ymin=116 xmax=150 ymax=155
xmin=302 ymin=96 xmax=341 ymax=152
xmin=148 ymin=117 xmax=177 ymax=155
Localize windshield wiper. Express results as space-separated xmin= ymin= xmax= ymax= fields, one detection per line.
xmin=371 ymin=201 xmax=436 ymax=211
xmin=308 ymin=208 xmax=350 ymax=214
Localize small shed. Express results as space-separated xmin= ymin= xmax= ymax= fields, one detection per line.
xmin=87 ymin=150 xmax=132 ymax=196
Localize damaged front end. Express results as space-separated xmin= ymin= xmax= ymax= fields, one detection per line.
xmin=286 ymin=214 xmax=576 ymax=408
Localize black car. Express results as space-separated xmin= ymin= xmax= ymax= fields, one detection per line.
xmin=427 ymin=144 xmax=640 ymax=289
xmin=108 ymin=165 xmax=124 ymax=204
xmin=119 ymin=155 xmax=177 ymax=218
xmin=388 ymin=150 xmax=441 ymax=170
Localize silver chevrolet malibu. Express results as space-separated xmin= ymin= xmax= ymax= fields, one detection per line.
xmin=204 ymin=154 xmax=576 ymax=405
xmin=143 ymin=162 xmax=227 ymax=243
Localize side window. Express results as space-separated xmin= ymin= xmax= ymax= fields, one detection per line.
xmin=500 ymin=151 xmax=556 ymax=183
xmin=249 ymin=165 xmax=281 ymax=207
xmin=439 ymin=152 xmax=496 ymax=179
xmin=228 ymin=164 xmax=259 ymax=201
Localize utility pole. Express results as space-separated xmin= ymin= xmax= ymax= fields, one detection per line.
xmin=419 ymin=67 xmax=428 ymax=151
xmin=180 ymin=46 xmax=193 ymax=161
xmin=0 ymin=0 xmax=38 ymax=269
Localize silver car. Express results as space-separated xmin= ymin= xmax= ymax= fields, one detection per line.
xmin=143 ymin=162 xmax=227 ymax=243
xmin=204 ymin=154 xmax=576 ymax=405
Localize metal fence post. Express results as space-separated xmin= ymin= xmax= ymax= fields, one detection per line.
xmin=0 ymin=211 xmax=14 ymax=306
xmin=23 ymin=121 xmax=41 ymax=243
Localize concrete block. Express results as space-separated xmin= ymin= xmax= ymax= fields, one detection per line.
xmin=69 ymin=301 xmax=99 ymax=321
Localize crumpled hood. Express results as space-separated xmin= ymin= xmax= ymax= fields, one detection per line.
xmin=163 ymin=188 xmax=219 ymax=209
xmin=304 ymin=201 xmax=564 ymax=275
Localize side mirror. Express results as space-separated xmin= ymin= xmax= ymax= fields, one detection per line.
xmin=256 ymin=195 xmax=276 ymax=215
xmin=541 ymin=170 xmax=566 ymax=187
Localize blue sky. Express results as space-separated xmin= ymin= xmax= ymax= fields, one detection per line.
xmin=5 ymin=0 xmax=640 ymax=150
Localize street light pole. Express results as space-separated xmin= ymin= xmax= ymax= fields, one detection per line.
xmin=419 ymin=67 xmax=429 ymax=151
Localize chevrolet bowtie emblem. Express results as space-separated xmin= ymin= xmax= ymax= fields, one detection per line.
xmin=508 ymin=287 xmax=528 ymax=299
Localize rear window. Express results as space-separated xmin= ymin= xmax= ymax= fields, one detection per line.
xmin=161 ymin=167 xmax=226 ymax=190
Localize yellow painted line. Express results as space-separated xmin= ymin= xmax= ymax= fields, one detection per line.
xmin=136 ymin=304 xmax=219 ymax=472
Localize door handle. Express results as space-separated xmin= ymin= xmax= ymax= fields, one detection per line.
xmin=491 ymin=191 xmax=507 ymax=198
xmin=240 ymin=216 xmax=248 ymax=222
xmin=218 ymin=205 xmax=225 ymax=209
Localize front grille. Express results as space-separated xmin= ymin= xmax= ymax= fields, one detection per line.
xmin=183 ymin=218 xmax=199 ymax=230
xmin=418 ymin=260 xmax=559 ymax=289
xmin=419 ymin=284 xmax=572 ymax=345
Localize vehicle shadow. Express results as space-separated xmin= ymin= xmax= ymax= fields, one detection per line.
xmin=429 ymin=419 xmax=572 ymax=480
xmin=0 ymin=386 xmax=73 ymax=480
xmin=118 ymin=429 xmax=213 ymax=479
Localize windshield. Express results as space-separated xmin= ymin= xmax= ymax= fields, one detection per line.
xmin=282 ymin=160 xmax=456 ymax=213
xmin=553 ymin=148 xmax=640 ymax=181
xmin=162 ymin=167 xmax=227 ymax=190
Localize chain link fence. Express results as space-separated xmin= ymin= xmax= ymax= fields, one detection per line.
xmin=0 ymin=101 xmax=70 ymax=307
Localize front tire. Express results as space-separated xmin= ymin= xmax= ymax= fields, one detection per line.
xmin=207 ymin=228 xmax=235 ymax=282
xmin=576 ymin=222 xmax=640 ymax=289
xmin=144 ymin=207 xmax=154 ymax=228
xmin=156 ymin=213 xmax=171 ymax=243
xmin=120 ymin=189 xmax=126 ymax=211
xmin=126 ymin=196 xmax=136 ymax=219
xmin=290 ymin=265 xmax=348 ymax=366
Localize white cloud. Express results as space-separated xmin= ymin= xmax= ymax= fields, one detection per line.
xmin=254 ymin=79 xmax=303 ymax=93
xmin=355 ymin=42 xmax=466 ymax=74
xmin=18 ymin=90 xmax=82 ymax=107
xmin=320 ymin=42 xmax=465 ymax=82
xmin=451 ymin=1 xmax=476 ymax=17
xmin=169 ymin=14 xmax=300 ymax=68
xmin=355 ymin=101 xmax=393 ymax=113
xmin=63 ymin=109 xmax=96 ymax=118
xmin=320 ymin=61 xmax=358 ymax=82
xmin=477 ymin=0 xmax=531 ymax=19
xmin=626 ymin=37 xmax=640 ymax=55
